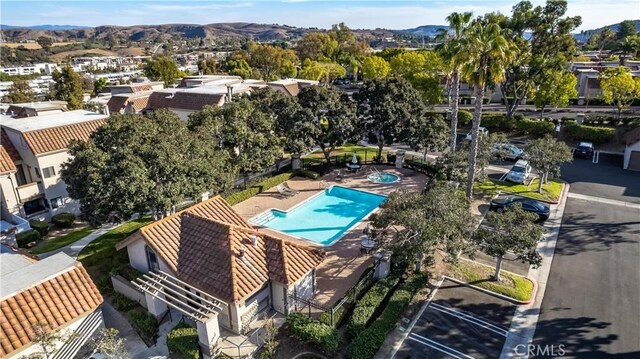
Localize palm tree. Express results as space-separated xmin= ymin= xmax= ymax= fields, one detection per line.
xmin=436 ymin=12 xmax=473 ymax=153
xmin=459 ymin=21 xmax=512 ymax=199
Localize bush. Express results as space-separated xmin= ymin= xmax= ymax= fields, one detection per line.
xmin=404 ymin=158 xmax=437 ymax=176
xmin=515 ymin=119 xmax=555 ymax=137
xmin=129 ymin=310 xmax=158 ymax=342
xmin=16 ymin=230 xmax=41 ymax=248
xmin=346 ymin=273 xmax=428 ymax=359
xmin=51 ymin=212 xmax=76 ymax=228
xmin=348 ymin=277 xmax=398 ymax=337
xmin=111 ymin=292 xmax=139 ymax=312
xmin=480 ymin=113 xmax=515 ymax=131
xmin=224 ymin=172 xmax=294 ymax=206
xmin=28 ymin=220 xmax=49 ymax=237
xmin=457 ymin=110 xmax=473 ymax=126
xmin=563 ymin=122 xmax=615 ymax=144
xmin=294 ymin=169 xmax=320 ymax=180
xmin=167 ymin=322 xmax=199 ymax=359
xmin=386 ymin=153 xmax=397 ymax=164
xmin=287 ymin=312 xmax=340 ymax=353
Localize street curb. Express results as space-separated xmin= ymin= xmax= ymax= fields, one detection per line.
xmin=443 ymin=274 xmax=537 ymax=305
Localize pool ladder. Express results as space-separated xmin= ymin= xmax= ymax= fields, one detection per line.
xmin=252 ymin=210 xmax=275 ymax=226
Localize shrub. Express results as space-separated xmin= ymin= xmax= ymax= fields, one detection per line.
xmin=480 ymin=113 xmax=515 ymax=131
xmin=224 ymin=172 xmax=294 ymax=206
xmin=111 ymin=292 xmax=139 ymax=312
xmin=287 ymin=312 xmax=340 ymax=353
xmin=345 ymin=273 xmax=428 ymax=359
xmin=457 ymin=110 xmax=473 ymax=126
xmin=404 ymin=158 xmax=437 ymax=176
xmin=51 ymin=212 xmax=76 ymax=228
xmin=167 ymin=322 xmax=200 ymax=359
xmin=28 ymin=220 xmax=49 ymax=237
xmin=386 ymin=153 xmax=397 ymax=164
xmin=348 ymin=277 xmax=398 ymax=337
xmin=294 ymin=169 xmax=320 ymax=180
xmin=515 ymin=119 xmax=555 ymax=137
xmin=16 ymin=230 xmax=41 ymax=248
xmin=129 ymin=310 xmax=158 ymax=342
xmin=563 ymin=122 xmax=615 ymax=144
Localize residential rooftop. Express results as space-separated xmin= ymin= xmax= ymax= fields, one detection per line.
xmin=0 ymin=252 xmax=76 ymax=299
xmin=0 ymin=109 xmax=107 ymax=133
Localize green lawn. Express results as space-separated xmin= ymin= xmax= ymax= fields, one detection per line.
xmin=31 ymin=227 xmax=93 ymax=255
xmin=449 ymin=260 xmax=534 ymax=302
xmin=78 ymin=217 xmax=153 ymax=291
xmin=305 ymin=145 xmax=388 ymax=162
xmin=475 ymin=178 xmax=564 ymax=202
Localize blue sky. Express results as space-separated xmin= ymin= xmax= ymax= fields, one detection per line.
xmin=0 ymin=0 xmax=637 ymax=30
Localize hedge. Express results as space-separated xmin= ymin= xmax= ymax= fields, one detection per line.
xmin=111 ymin=292 xmax=139 ymax=312
xmin=129 ymin=310 xmax=158 ymax=343
xmin=563 ymin=122 xmax=615 ymax=144
xmin=51 ymin=212 xmax=76 ymax=229
xmin=515 ymin=119 xmax=555 ymax=136
xmin=16 ymin=230 xmax=41 ymax=248
xmin=481 ymin=113 xmax=515 ymax=131
xmin=167 ymin=322 xmax=200 ymax=359
xmin=345 ymin=273 xmax=429 ymax=359
xmin=457 ymin=110 xmax=473 ymax=126
xmin=223 ymin=172 xmax=294 ymax=206
xmin=28 ymin=220 xmax=49 ymax=237
xmin=286 ymin=312 xmax=340 ymax=353
xmin=294 ymin=169 xmax=320 ymax=180
xmin=404 ymin=158 xmax=437 ymax=176
xmin=348 ymin=277 xmax=399 ymax=337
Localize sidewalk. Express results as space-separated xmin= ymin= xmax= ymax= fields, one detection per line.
xmin=499 ymin=183 xmax=571 ymax=358
xmin=38 ymin=222 xmax=122 ymax=259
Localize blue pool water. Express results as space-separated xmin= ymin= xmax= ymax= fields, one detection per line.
xmin=251 ymin=186 xmax=386 ymax=245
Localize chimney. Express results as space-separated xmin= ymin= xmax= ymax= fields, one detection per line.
xmin=226 ymin=85 xmax=233 ymax=103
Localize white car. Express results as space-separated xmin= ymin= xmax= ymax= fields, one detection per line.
xmin=465 ymin=127 xmax=488 ymax=141
xmin=493 ymin=143 xmax=524 ymax=160
xmin=505 ymin=159 xmax=532 ymax=184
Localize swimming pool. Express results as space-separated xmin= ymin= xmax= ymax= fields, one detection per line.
xmin=250 ymin=186 xmax=386 ymax=246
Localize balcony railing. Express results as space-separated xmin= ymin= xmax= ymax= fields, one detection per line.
xmin=16 ymin=182 xmax=44 ymax=203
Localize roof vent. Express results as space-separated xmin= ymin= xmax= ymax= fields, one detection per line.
xmin=239 ymin=246 xmax=246 ymax=258
xmin=251 ymin=234 xmax=258 ymax=247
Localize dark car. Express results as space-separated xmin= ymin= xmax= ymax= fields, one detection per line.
xmin=574 ymin=142 xmax=594 ymax=159
xmin=489 ymin=196 xmax=550 ymax=221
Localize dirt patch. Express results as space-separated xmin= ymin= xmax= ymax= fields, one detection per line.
xmin=271 ymin=324 xmax=327 ymax=359
xmin=0 ymin=42 xmax=76 ymax=49
xmin=116 ymin=47 xmax=147 ymax=56
xmin=50 ymin=48 xmax=119 ymax=62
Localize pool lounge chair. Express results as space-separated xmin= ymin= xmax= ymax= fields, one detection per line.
xmin=282 ymin=182 xmax=300 ymax=194
xmin=276 ymin=184 xmax=295 ymax=197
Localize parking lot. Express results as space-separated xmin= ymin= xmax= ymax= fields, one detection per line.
xmin=394 ymin=279 xmax=517 ymax=359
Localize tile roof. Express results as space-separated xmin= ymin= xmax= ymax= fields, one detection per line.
xmin=147 ymin=91 xmax=225 ymax=111
xmin=117 ymin=196 xmax=326 ymax=303
xmin=0 ymin=263 xmax=103 ymax=357
xmin=107 ymin=93 xmax=151 ymax=114
xmin=21 ymin=118 xmax=106 ymax=155
xmin=0 ymin=129 xmax=20 ymax=174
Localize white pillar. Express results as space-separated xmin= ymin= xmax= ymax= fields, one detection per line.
xmin=144 ymin=292 xmax=168 ymax=319
xmin=395 ymin=150 xmax=405 ymax=169
xmin=197 ymin=316 xmax=220 ymax=359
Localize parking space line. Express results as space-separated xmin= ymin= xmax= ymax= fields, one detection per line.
xmin=499 ymin=172 xmax=507 ymax=181
xmin=429 ymin=302 xmax=508 ymax=337
xmin=409 ymin=333 xmax=476 ymax=359
xmin=592 ymin=151 xmax=600 ymax=164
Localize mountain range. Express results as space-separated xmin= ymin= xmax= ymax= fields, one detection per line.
xmin=0 ymin=20 xmax=637 ymax=43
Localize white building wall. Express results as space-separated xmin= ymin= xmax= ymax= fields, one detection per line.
xmin=271 ymin=281 xmax=287 ymax=314
xmin=0 ymin=172 xmax=21 ymax=214
xmin=36 ymin=151 xmax=80 ymax=216
xmin=125 ymin=237 xmax=172 ymax=274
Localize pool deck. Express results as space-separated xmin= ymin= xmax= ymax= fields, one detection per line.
xmin=232 ymin=165 xmax=428 ymax=307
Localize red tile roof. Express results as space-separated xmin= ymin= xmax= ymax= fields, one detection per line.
xmin=107 ymin=93 xmax=151 ymax=114
xmin=0 ymin=129 xmax=20 ymax=174
xmin=117 ymin=196 xmax=326 ymax=303
xmin=147 ymin=91 xmax=225 ymax=111
xmin=21 ymin=119 xmax=106 ymax=155
xmin=0 ymin=264 xmax=103 ymax=357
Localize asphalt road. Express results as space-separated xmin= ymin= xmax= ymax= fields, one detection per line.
xmin=395 ymin=280 xmax=516 ymax=359
xmin=533 ymin=197 xmax=640 ymax=357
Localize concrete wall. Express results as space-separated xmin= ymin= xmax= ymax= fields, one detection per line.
xmin=0 ymin=172 xmax=20 ymax=214
xmin=111 ymin=274 xmax=148 ymax=308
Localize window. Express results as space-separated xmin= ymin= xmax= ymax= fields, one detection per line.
xmin=15 ymin=165 xmax=27 ymax=186
xmin=145 ymin=245 xmax=159 ymax=272
xmin=42 ymin=166 xmax=56 ymax=178
xmin=50 ymin=197 xmax=64 ymax=209
xmin=35 ymin=167 xmax=41 ymax=178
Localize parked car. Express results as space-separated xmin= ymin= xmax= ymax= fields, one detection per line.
xmin=465 ymin=126 xmax=488 ymax=141
xmin=489 ymin=196 xmax=550 ymax=221
xmin=505 ymin=159 xmax=532 ymax=184
xmin=574 ymin=142 xmax=594 ymax=159
xmin=493 ymin=143 xmax=524 ymax=160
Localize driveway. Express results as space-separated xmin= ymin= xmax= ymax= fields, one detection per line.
xmin=394 ymin=279 xmax=516 ymax=359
